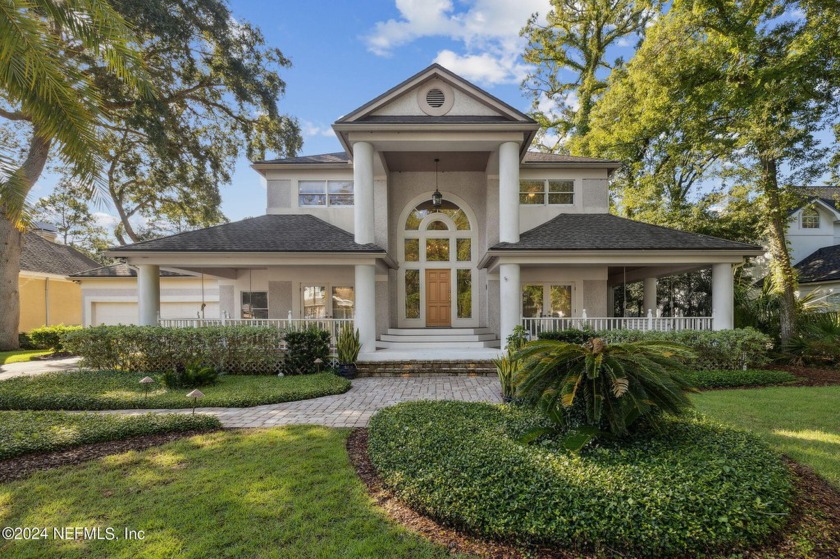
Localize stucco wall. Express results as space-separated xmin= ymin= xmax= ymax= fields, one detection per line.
xmin=788 ymin=205 xmax=840 ymax=264
xmin=520 ymin=266 xmax=609 ymax=318
xmin=18 ymin=276 xmax=82 ymax=332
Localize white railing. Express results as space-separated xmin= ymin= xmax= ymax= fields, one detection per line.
xmin=522 ymin=314 xmax=713 ymax=337
xmin=157 ymin=317 xmax=354 ymax=346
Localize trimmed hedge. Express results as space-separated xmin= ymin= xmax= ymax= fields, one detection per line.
xmin=28 ymin=324 xmax=82 ymax=352
xmin=0 ymin=411 xmax=220 ymax=460
xmin=684 ymin=369 xmax=798 ymax=389
xmin=62 ymin=325 xmax=324 ymax=374
xmin=0 ymin=371 xmax=350 ymax=410
xmin=368 ymin=401 xmax=793 ymax=557
xmin=538 ymin=327 xmax=772 ymax=370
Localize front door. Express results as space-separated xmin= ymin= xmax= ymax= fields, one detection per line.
xmin=425 ymin=269 xmax=451 ymax=327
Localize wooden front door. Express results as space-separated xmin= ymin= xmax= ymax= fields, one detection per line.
xmin=425 ymin=269 xmax=451 ymax=327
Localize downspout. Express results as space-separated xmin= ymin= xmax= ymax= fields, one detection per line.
xmin=44 ymin=277 xmax=50 ymax=325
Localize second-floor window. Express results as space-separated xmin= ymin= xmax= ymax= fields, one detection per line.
xmin=298 ymin=180 xmax=354 ymax=207
xmin=519 ymin=179 xmax=575 ymax=205
xmin=801 ymin=207 xmax=820 ymax=229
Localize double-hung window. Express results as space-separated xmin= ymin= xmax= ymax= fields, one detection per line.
xmin=241 ymin=291 xmax=268 ymax=319
xmin=298 ymin=180 xmax=354 ymax=207
xmin=519 ymin=179 xmax=575 ymax=205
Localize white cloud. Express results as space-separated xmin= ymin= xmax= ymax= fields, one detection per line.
xmin=92 ymin=212 xmax=119 ymax=229
xmin=301 ymin=120 xmax=335 ymax=139
xmin=366 ymin=0 xmax=551 ymax=84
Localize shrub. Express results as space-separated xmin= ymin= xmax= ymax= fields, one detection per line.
xmin=29 ymin=324 xmax=82 ymax=352
xmin=538 ymin=327 xmax=772 ymax=370
xmin=17 ymin=332 xmax=35 ymax=349
xmin=336 ymin=325 xmax=361 ymax=364
xmin=0 ymin=411 xmax=220 ymax=460
xmin=163 ymin=362 xmax=220 ymax=389
xmin=684 ymin=369 xmax=798 ymax=389
xmin=537 ymin=327 xmax=596 ymax=344
xmin=284 ymin=326 xmax=330 ymax=374
xmin=515 ymin=338 xmax=696 ymax=441
xmin=785 ymin=312 xmax=840 ymax=366
xmin=368 ymin=401 xmax=793 ymax=557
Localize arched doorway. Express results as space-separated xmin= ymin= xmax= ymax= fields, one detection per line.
xmin=397 ymin=193 xmax=479 ymax=328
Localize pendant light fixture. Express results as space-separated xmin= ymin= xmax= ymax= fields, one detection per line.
xmin=431 ymin=158 xmax=443 ymax=208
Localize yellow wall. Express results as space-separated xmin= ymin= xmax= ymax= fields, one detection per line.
xmin=18 ymin=276 xmax=83 ymax=332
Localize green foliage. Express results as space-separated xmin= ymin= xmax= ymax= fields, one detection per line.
xmin=538 ymin=327 xmax=773 ymax=370
xmin=63 ymin=325 xmax=290 ymax=374
xmin=684 ymin=369 xmax=798 ymax=389
xmin=17 ymin=332 xmax=34 ymax=349
xmin=0 ymin=411 xmax=219 ymax=460
xmin=785 ymin=312 xmax=840 ymax=366
xmin=284 ymin=327 xmax=331 ymax=374
xmin=493 ymin=325 xmax=528 ymax=399
xmin=536 ymin=328 xmax=595 ymax=344
xmin=0 ymin=370 xmax=349 ymax=410
xmin=516 ymin=338 xmax=696 ymax=436
xmin=29 ymin=324 xmax=81 ymax=352
xmin=336 ymin=325 xmax=361 ymax=364
xmin=0 ymin=349 xmax=53 ymax=365
xmin=368 ymin=401 xmax=793 ymax=556
xmin=162 ymin=362 xmax=220 ymax=389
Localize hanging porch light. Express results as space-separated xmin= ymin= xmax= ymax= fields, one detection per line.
xmin=431 ymin=158 xmax=443 ymax=208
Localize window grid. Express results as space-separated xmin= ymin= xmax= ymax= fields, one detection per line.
xmin=801 ymin=208 xmax=820 ymax=229
xmin=298 ymin=180 xmax=354 ymax=207
xmin=519 ymin=179 xmax=575 ymax=206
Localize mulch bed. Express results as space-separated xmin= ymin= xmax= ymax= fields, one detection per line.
xmin=347 ymin=429 xmax=840 ymax=559
xmin=768 ymin=365 xmax=840 ymax=387
xmin=0 ymin=429 xmax=219 ymax=484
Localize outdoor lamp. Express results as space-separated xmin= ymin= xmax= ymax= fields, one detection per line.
xmin=431 ymin=158 xmax=443 ymax=208
xmin=186 ymin=389 xmax=205 ymax=415
xmin=139 ymin=376 xmax=154 ymax=399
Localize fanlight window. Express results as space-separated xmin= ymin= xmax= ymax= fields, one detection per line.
xmin=405 ymin=200 xmax=470 ymax=231
xmin=802 ymin=207 xmax=820 ymax=229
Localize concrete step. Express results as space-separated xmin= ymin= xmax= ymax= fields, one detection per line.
xmin=376 ymin=340 xmax=501 ymax=349
xmin=356 ymin=359 xmax=498 ymax=377
xmin=385 ymin=327 xmax=493 ymax=336
xmin=379 ymin=333 xmax=497 ymax=343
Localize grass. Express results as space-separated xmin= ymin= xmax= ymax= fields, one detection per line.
xmin=0 ymin=411 xmax=220 ymax=460
xmin=0 ymin=370 xmax=351 ymax=410
xmin=0 ymin=427 xmax=460 ymax=559
xmin=683 ymin=368 xmax=798 ymax=389
xmin=694 ymin=386 xmax=840 ymax=489
xmin=0 ymin=350 xmax=52 ymax=365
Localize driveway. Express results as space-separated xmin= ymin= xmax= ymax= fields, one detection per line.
xmin=0 ymin=357 xmax=80 ymax=381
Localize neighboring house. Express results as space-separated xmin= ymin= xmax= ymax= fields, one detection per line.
xmin=787 ymin=186 xmax=840 ymax=309
xmin=70 ymin=263 xmax=220 ymax=326
xmin=18 ymin=224 xmax=100 ymax=332
xmin=107 ymin=65 xmax=762 ymax=358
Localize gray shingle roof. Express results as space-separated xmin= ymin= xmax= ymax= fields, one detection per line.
xmin=108 ymin=215 xmax=385 ymax=254
xmin=70 ymin=263 xmax=190 ymax=278
xmin=522 ymin=152 xmax=621 ymax=165
xmin=491 ymin=213 xmax=761 ymax=251
xmin=794 ymin=244 xmax=840 ymax=284
xmin=254 ymin=152 xmax=351 ymax=165
xmin=256 ymin=151 xmax=620 ymax=167
xmin=20 ymin=232 xmax=101 ymax=275
xmin=797 ymin=186 xmax=840 ymax=211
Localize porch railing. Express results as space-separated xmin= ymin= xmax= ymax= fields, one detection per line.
xmin=157 ymin=318 xmax=354 ymax=347
xmin=521 ymin=315 xmax=713 ymax=337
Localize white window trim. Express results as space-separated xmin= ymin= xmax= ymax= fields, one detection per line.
xmin=519 ymin=178 xmax=576 ymax=206
xmin=801 ymin=208 xmax=820 ymax=229
xmin=297 ymin=179 xmax=355 ymax=208
xmin=299 ymin=283 xmax=355 ymax=319
xmin=521 ymin=282 xmax=576 ymax=318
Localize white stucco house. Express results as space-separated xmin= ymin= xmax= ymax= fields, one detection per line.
xmin=787 ymin=187 xmax=840 ymax=309
xmin=107 ymin=65 xmax=761 ymax=365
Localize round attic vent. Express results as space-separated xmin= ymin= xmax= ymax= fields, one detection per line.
xmin=425 ymin=88 xmax=445 ymax=108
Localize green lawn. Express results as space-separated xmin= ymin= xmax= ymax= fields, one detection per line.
xmin=0 ymin=370 xmax=350 ymax=410
xmin=0 ymin=411 xmax=220 ymax=460
xmin=694 ymin=386 xmax=840 ymax=488
xmin=0 ymin=350 xmax=52 ymax=365
xmin=0 ymin=427 xmax=461 ymax=559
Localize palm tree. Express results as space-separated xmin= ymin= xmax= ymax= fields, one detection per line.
xmin=0 ymin=0 xmax=150 ymax=349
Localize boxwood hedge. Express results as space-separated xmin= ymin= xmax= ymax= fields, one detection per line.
xmin=368 ymin=401 xmax=793 ymax=557
xmin=0 ymin=411 xmax=220 ymax=460
xmin=684 ymin=369 xmax=798 ymax=389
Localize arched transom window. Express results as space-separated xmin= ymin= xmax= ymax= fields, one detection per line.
xmin=801 ymin=207 xmax=820 ymax=229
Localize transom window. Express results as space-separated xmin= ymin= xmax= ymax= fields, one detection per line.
xmin=801 ymin=207 xmax=820 ymax=229
xmin=520 ymin=179 xmax=575 ymax=205
xmin=241 ymin=291 xmax=268 ymax=319
xmin=298 ymin=180 xmax=354 ymax=207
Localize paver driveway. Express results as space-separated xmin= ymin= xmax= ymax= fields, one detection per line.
xmin=109 ymin=376 xmax=501 ymax=428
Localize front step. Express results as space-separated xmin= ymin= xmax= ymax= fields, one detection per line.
xmin=378 ymin=327 xmax=501 ymax=350
xmin=376 ymin=340 xmax=501 ymax=349
xmin=385 ymin=327 xmax=493 ymax=336
xmin=356 ymin=360 xmax=497 ymax=377
xmin=380 ymin=333 xmax=497 ymax=343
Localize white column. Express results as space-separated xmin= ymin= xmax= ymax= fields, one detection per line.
xmin=712 ymin=263 xmax=734 ymax=330
xmin=499 ymin=263 xmax=521 ymax=348
xmin=643 ymin=277 xmax=658 ymax=316
xmin=498 ymin=141 xmax=520 ymax=243
xmin=355 ymin=264 xmax=376 ymax=353
xmin=137 ymin=264 xmax=160 ymax=326
xmin=353 ymin=141 xmax=375 ymax=245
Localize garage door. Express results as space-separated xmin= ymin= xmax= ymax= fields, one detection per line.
xmin=92 ymin=302 xmax=220 ymax=325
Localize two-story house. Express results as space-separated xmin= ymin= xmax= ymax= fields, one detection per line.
xmin=108 ymin=65 xmax=761 ymax=364
xmin=787 ymin=187 xmax=840 ymax=308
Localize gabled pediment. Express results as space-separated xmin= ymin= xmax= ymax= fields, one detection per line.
xmin=335 ymin=64 xmax=535 ymax=124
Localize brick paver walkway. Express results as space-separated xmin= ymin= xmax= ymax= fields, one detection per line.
xmin=108 ymin=376 xmax=501 ymax=428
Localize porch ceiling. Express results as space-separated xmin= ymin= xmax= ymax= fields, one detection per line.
xmin=383 ymin=151 xmax=490 ymax=172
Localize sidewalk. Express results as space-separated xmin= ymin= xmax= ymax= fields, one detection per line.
xmin=0 ymin=357 xmax=81 ymax=381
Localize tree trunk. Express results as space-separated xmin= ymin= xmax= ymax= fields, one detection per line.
xmin=760 ymin=157 xmax=797 ymax=344
xmin=0 ymin=131 xmax=51 ymax=350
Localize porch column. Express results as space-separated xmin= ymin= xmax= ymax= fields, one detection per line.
xmin=353 ymin=141 xmax=375 ymax=245
xmin=643 ymin=277 xmax=657 ymax=315
xmin=137 ymin=264 xmax=160 ymax=326
xmin=499 ymin=263 xmax=521 ymax=348
xmin=355 ymin=264 xmax=376 ymax=353
xmin=712 ymin=263 xmax=734 ymax=330
xmin=498 ymin=141 xmax=520 ymax=243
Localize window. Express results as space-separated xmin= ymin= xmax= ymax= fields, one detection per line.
xmin=298 ymin=180 xmax=354 ymax=207
xmin=519 ymin=179 xmax=575 ymax=205
xmin=302 ymin=285 xmax=327 ymax=318
xmin=302 ymin=284 xmax=354 ymax=318
xmin=802 ymin=207 xmax=820 ymax=229
xmin=405 ymin=270 xmax=420 ymax=319
xmin=331 ymin=286 xmax=355 ymax=319
xmin=522 ymin=284 xmax=572 ymax=318
xmin=241 ymin=291 xmax=268 ymax=319
xmin=457 ymin=269 xmax=472 ymax=318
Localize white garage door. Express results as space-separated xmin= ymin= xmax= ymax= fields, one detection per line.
xmin=92 ymin=302 xmax=219 ymax=325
